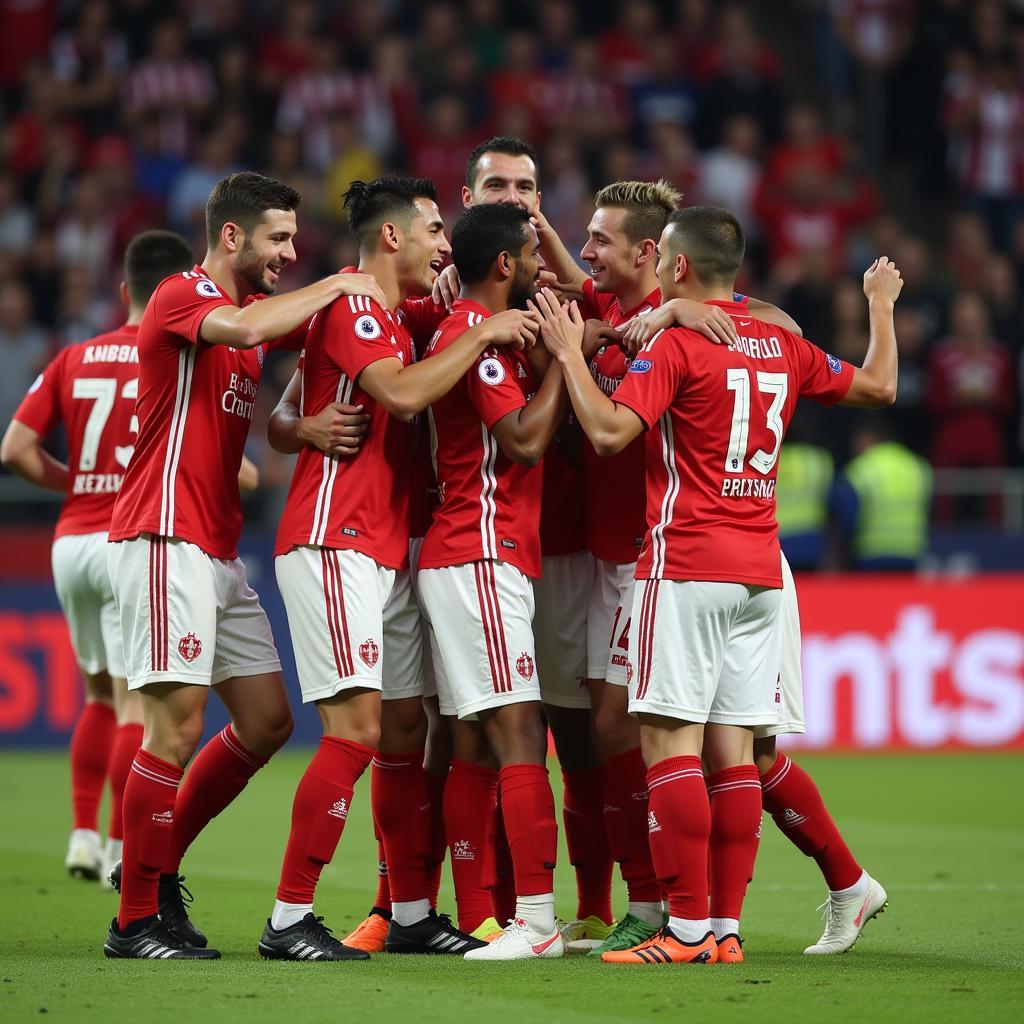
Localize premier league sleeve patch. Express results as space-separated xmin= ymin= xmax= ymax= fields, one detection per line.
xmin=826 ymin=354 xmax=842 ymax=374
xmin=478 ymin=357 xmax=507 ymax=385
xmin=355 ymin=315 xmax=383 ymax=340
xmin=195 ymin=278 xmax=223 ymax=299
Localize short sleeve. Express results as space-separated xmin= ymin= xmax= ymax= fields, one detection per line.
xmin=608 ymin=329 xmax=685 ymax=428
xmin=464 ymin=347 xmax=528 ymax=430
xmin=152 ymin=273 xmax=236 ymax=346
xmin=792 ymin=334 xmax=854 ymax=406
xmin=323 ymin=296 xmax=403 ymax=380
xmin=12 ymin=349 xmax=64 ymax=438
xmin=244 ymin=292 xmax=311 ymax=353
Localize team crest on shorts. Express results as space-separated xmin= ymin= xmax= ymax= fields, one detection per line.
xmin=359 ymin=638 xmax=380 ymax=668
xmin=516 ymin=652 xmax=534 ymax=680
xmin=178 ymin=632 xmax=202 ymax=662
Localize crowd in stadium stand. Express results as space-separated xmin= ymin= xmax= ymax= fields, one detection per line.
xmin=0 ymin=0 xmax=1022 ymax=533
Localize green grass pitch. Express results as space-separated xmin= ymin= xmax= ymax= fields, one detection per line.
xmin=2 ymin=750 xmax=1022 ymax=1023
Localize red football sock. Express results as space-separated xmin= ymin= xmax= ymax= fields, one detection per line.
xmin=373 ymin=832 xmax=390 ymax=910
xmin=562 ymin=766 xmax=613 ymax=922
xmin=426 ymin=769 xmax=447 ymax=908
xmin=646 ymin=756 xmax=709 ymax=921
xmin=761 ymin=754 xmax=862 ymax=891
xmin=163 ymin=725 xmax=267 ymax=874
xmin=444 ymin=760 xmax=497 ymax=932
xmin=707 ymin=765 xmax=762 ymax=921
xmin=604 ymin=746 xmax=662 ymax=903
xmin=491 ymin=803 xmax=516 ymax=923
xmin=70 ymin=702 xmax=116 ymax=831
xmin=277 ymin=737 xmax=373 ymax=904
xmin=107 ymin=723 xmax=144 ymax=841
xmin=498 ymin=764 xmax=558 ymax=897
xmin=371 ymin=751 xmax=430 ymax=904
xmin=118 ymin=749 xmax=181 ymax=928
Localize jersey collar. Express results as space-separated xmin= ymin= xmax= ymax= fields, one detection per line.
xmin=704 ymin=298 xmax=749 ymax=315
xmin=452 ymin=297 xmax=494 ymax=319
xmin=620 ymin=286 xmax=662 ymax=320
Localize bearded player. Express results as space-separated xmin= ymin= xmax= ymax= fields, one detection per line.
xmin=101 ymin=172 xmax=386 ymax=960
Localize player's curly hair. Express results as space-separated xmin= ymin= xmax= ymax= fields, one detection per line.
xmin=451 ymin=203 xmax=532 ymax=284
xmin=124 ymin=230 xmax=194 ymax=306
xmin=343 ymin=175 xmax=439 ymax=250
xmin=205 ymin=172 xmax=300 ymax=250
xmin=465 ymin=136 xmax=539 ymax=190
xmin=664 ymin=205 xmax=745 ymax=285
xmin=594 ymin=179 xmax=683 ymax=246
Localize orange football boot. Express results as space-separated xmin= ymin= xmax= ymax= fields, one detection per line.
xmin=716 ymin=934 xmax=744 ymax=963
xmin=342 ymin=912 xmax=390 ymax=953
xmin=601 ymin=927 xmax=719 ymax=964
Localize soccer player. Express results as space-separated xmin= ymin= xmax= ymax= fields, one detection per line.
xmin=101 ymin=172 xmax=387 ymax=960
xmin=417 ymin=202 xmax=576 ymax=961
xmin=266 ymin=176 xmax=536 ymax=961
xmin=536 ymin=177 xmax=804 ymax=956
xmin=1 ymin=230 xmax=194 ymax=885
xmin=541 ymin=205 xmax=900 ymax=964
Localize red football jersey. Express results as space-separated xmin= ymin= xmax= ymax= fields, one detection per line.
xmin=275 ymin=281 xmax=415 ymax=568
xmin=14 ymin=326 xmax=140 ymax=539
xmin=109 ymin=267 xmax=278 ymax=559
xmin=418 ymin=299 xmax=543 ymax=579
xmin=579 ymin=277 xmax=661 ymax=564
xmin=612 ymin=300 xmax=855 ymax=586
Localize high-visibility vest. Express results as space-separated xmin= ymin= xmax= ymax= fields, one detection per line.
xmin=775 ymin=443 xmax=834 ymax=537
xmin=844 ymin=442 xmax=932 ymax=561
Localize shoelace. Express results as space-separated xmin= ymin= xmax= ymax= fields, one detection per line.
xmin=160 ymin=875 xmax=194 ymax=918
xmin=815 ymin=899 xmax=840 ymax=937
xmin=304 ymin=915 xmax=340 ymax=945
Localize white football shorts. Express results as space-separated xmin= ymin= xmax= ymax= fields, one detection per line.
xmin=754 ymin=552 xmax=804 ymax=738
xmin=52 ymin=531 xmax=125 ymax=678
xmin=628 ymin=578 xmax=782 ymax=726
xmin=108 ymin=534 xmax=281 ymax=691
xmin=586 ymin=558 xmax=636 ymax=687
xmin=532 ymin=550 xmax=593 ymax=709
xmin=419 ymin=559 xmax=541 ymax=720
xmin=380 ymin=536 xmax=433 ymax=702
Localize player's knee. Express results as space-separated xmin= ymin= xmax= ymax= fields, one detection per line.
xmin=263 ymin=707 xmax=294 ymax=753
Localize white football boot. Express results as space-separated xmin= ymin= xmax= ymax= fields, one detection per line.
xmin=65 ymin=829 xmax=103 ymax=881
xmin=804 ymin=874 xmax=888 ymax=954
xmin=463 ymin=917 xmax=565 ymax=961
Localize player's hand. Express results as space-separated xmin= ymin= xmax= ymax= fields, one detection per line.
xmin=582 ymin=319 xmax=623 ymax=360
xmin=299 ymin=402 xmax=370 ymax=456
xmin=481 ymin=308 xmax=541 ymax=351
xmin=528 ymin=287 xmax=585 ymax=359
xmin=863 ymin=257 xmax=903 ymax=304
xmin=535 ymin=270 xmax=584 ymax=303
xmin=431 ymin=264 xmax=460 ymax=311
xmin=332 ymin=272 xmax=388 ymax=310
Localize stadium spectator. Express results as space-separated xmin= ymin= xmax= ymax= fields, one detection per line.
xmin=928 ymin=291 xmax=1015 ymax=520
xmin=696 ymin=114 xmax=762 ymax=241
xmin=0 ymin=281 xmax=50 ymax=427
xmin=0 ymin=174 xmax=35 ymax=259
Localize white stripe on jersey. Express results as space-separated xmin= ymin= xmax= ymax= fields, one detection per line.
xmin=650 ymin=411 xmax=680 ymax=579
xmin=308 ymin=374 xmax=354 ymax=546
xmin=158 ymin=345 xmax=196 ymax=536
xmin=478 ymin=422 xmax=498 ymax=560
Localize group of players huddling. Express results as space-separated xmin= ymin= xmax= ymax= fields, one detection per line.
xmin=3 ymin=135 xmax=902 ymax=965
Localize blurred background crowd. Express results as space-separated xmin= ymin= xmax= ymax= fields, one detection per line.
xmin=1 ymin=0 xmax=1022 ymax=567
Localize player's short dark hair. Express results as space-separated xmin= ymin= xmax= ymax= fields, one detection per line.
xmin=205 ymin=171 xmax=300 ymax=250
xmin=664 ymin=205 xmax=745 ymax=285
xmin=595 ymin=180 xmax=683 ymax=246
xmin=465 ymin=136 xmax=539 ymax=190
xmin=123 ymin=229 xmax=195 ymax=307
xmin=451 ymin=203 xmax=532 ymax=284
xmin=343 ymin=175 xmax=438 ymax=251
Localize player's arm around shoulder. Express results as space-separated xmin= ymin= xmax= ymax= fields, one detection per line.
xmin=199 ymin=273 xmax=387 ymax=351
xmin=532 ymin=288 xmax=644 ymax=458
xmin=359 ymin=307 xmax=539 ymax=423
xmin=840 ymin=257 xmax=902 ymax=408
